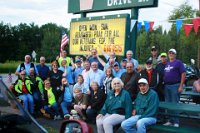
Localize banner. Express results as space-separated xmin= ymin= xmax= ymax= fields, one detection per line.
xmin=144 ymin=21 xmax=150 ymax=32
xmin=184 ymin=24 xmax=193 ymax=37
xmin=176 ymin=19 xmax=183 ymax=34
xmin=192 ymin=18 xmax=200 ymax=34
xmin=150 ymin=21 xmax=154 ymax=32
xmin=69 ymin=16 xmax=128 ymax=56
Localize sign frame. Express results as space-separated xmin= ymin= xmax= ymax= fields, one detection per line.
xmin=68 ymin=0 xmax=158 ymax=14
xmin=69 ymin=14 xmax=130 ymax=56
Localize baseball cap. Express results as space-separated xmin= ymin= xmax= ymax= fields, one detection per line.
xmin=151 ymin=46 xmax=157 ymax=50
xmin=75 ymin=59 xmax=81 ymax=63
xmin=146 ymin=59 xmax=152 ymax=64
xmin=168 ymin=49 xmax=176 ymax=54
xmin=160 ymin=52 xmax=167 ymax=57
xmin=138 ymin=78 xmax=148 ymax=84
xmin=113 ymin=62 xmax=119 ymax=66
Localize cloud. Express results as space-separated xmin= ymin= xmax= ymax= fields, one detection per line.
xmin=0 ymin=0 xmax=199 ymax=29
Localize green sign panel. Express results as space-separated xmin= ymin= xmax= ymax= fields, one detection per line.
xmin=68 ymin=0 xmax=158 ymax=14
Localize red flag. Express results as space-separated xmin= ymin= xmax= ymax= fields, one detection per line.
xmin=192 ymin=18 xmax=200 ymax=34
xmin=150 ymin=21 xmax=154 ymax=32
xmin=184 ymin=24 xmax=193 ymax=37
xmin=60 ymin=31 xmax=69 ymax=52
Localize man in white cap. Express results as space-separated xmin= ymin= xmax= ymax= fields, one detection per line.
xmin=163 ymin=48 xmax=185 ymax=127
xmin=121 ymin=78 xmax=159 ymax=133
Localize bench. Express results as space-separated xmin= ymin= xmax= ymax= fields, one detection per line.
xmin=150 ymin=102 xmax=200 ymax=132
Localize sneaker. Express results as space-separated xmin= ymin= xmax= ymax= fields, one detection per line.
xmin=56 ymin=115 xmax=62 ymax=120
xmin=174 ymin=124 xmax=179 ymax=127
xmin=64 ymin=114 xmax=71 ymax=120
xmin=163 ymin=122 xmax=172 ymax=126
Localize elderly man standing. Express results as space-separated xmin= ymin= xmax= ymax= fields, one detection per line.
xmin=120 ymin=62 xmax=140 ymax=101
xmin=121 ymin=78 xmax=159 ymax=133
xmin=163 ymin=49 xmax=186 ymax=127
xmin=123 ymin=50 xmax=139 ymax=70
xmin=16 ymin=55 xmax=38 ymax=76
xmin=36 ymin=56 xmax=50 ymax=81
xmin=84 ymin=62 xmax=105 ymax=90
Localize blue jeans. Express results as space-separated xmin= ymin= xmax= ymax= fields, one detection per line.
xmin=18 ymin=94 xmax=34 ymax=114
xmin=121 ymin=115 xmax=157 ymax=133
xmin=44 ymin=102 xmax=60 ymax=117
xmin=60 ymin=101 xmax=71 ymax=115
xmin=164 ymin=83 xmax=180 ymax=124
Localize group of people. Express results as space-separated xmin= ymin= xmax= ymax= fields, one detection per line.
xmin=10 ymin=46 xmax=186 ymax=133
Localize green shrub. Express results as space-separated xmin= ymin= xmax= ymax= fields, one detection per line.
xmin=0 ymin=61 xmax=21 ymax=73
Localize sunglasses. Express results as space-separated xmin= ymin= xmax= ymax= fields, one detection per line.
xmin=168 ymin=52 xmax=175 ymax=54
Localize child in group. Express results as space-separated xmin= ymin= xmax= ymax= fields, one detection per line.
xmin=42 ymin=79 xmax=61 ymax=120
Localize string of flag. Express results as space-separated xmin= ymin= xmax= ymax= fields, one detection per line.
xmin=132 ymin=17 xmax=200 ymax=37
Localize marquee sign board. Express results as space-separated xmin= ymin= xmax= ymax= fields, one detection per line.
xmin=69 ymin=14 xmax=130 ymax=56
xmin=68 ymin=0 xmax=158 ymax=14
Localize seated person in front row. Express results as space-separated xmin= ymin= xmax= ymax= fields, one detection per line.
xmin=42 ymin=79 xmax=61 ymax=120
xmin=192 ymin=76 xmax=200 ymax=103
xmin=86 ymin=81 xmax=106 ymax=123
xmin=73 ymin=88 xmax=88 ymax=120
xmin=60 ymin=78 xmax=73 ymax=119
xmin=121 ymin=78 xmax=159 ymax=133
xmin=14 ymin=70 xmax=34 ymax=115
xmin=96 ymin=78 xmax=132 ymax=133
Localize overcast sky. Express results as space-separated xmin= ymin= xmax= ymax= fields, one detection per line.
xmin=0 ymin=0 xmax=199 ymax=30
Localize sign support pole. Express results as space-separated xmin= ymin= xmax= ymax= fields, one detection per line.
xmin=81 ymin=12 xmax=87 ymax=18
xmin=130 ymin=8 xmax=138 ymax=59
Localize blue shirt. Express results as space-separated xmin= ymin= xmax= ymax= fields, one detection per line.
xmin=58 ymin=66 xmax=74 ymax=84
xmin=16 ymin=63 xmax=38 ymax=76
xmin=84 ymin=69 xmax=105 ymax=89
xmin=74 ymin=67 xmax=84 ymax=82
xmin=124 ymin=58 xmax=139 ymax=70
xmin=113 ymin=69 xmax=126 ymax=78
xmin=36 ymin=64 xmax=50 ymax=81
xmin=63 ymin=86 xmax=72 ymax=102
xmin=88 ymin=57 xmax=104 ymax=70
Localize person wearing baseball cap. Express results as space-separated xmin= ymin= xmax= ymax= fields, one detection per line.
xmin=163 ymin=48 xmax=186 ymax=127
xmin=121 ymin=78 xmax=159 ymax=133
xmin=148 ymin=46 xmax=160 ymax=69
xmin=139 ymin=59 xmax=159 ymax=91
xmin=155 ymin=52 xmax=168 ymax=101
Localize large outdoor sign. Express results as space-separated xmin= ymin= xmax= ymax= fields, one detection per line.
xmin=68 ymin=0 xmax=158 ymax=13
xmin=69 ymin=14 xmax=130 ymax=56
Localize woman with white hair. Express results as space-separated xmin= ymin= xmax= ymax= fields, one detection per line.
xmin=96 ymin=77 xmax=132 ymax=133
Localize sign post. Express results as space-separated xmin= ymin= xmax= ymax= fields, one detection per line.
xmin=32 ymin=50 xmax=37 ymax=63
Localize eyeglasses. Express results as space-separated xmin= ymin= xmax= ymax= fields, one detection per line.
xmin=45 ymin=83 xmax=50 ymax=85
xmin=168 ymin=52 xmax=175 ymax=55
xmin=114 ymin=82 xmax=120 ymax=85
